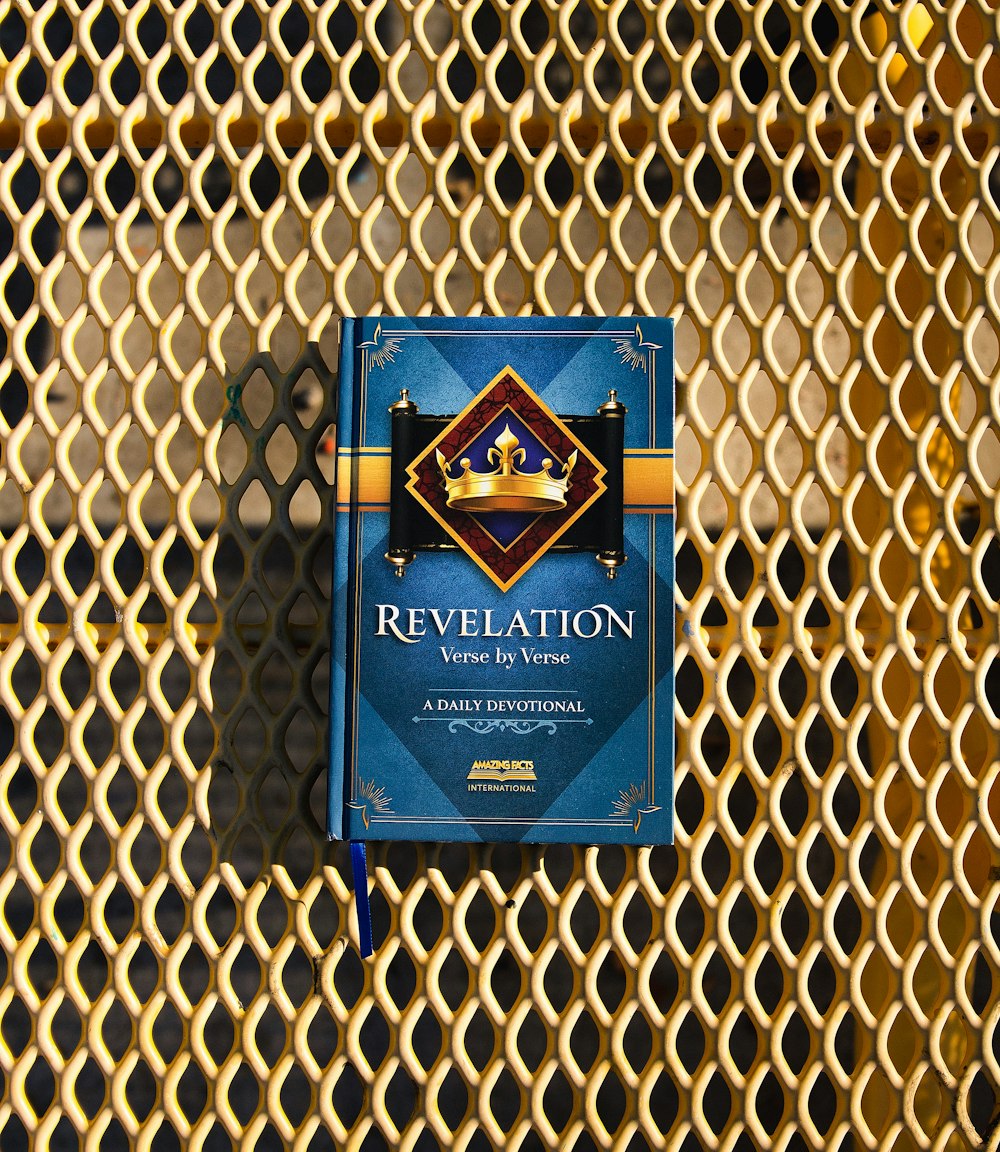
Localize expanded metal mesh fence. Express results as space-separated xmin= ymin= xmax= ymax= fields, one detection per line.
xmin=0 ymin=0 xmax=998 ymax=1147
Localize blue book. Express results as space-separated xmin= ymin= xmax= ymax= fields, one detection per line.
xmin=329 ymin=317 xmax=674 ymax=846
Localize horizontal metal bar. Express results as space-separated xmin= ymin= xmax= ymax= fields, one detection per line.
xmin=0 ymin=113 xmax=985 ymax=161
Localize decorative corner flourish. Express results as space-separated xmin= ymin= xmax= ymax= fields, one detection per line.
xmin=349 ymin=777 xmax=395 ymax=829
xmin=614 ymin=323 xmax=661 ymax=372
xmin=610 ymin=781 xmax=659 ymax=833
xmin=359 ymin=321 xmax=404 ymax=370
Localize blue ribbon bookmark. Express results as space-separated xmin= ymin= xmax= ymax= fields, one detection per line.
xmin=350 ymin=841 xmax=374 ymax=958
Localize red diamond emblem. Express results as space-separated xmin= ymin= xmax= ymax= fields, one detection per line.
xmin=405 ymin=366 xmax=606 ymax=591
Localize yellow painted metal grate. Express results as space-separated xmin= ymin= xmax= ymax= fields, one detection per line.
xmin=0 ymin=0 xmax=998 ymax=1147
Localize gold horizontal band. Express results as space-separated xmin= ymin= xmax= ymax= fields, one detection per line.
xmin=336 ymin=451 xmax=391 ymax=509
xmin=623 ymin=455 xmax=674 ymax=510
xmin=337 ymin=449 xmax=674 ymax=512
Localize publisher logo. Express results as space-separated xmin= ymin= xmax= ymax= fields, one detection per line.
xmin=468 ymin=759 xmax=536 ymax=781
xmin=467 ymin=759 xmax=537 ymax=793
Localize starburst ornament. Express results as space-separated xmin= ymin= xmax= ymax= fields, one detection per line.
xmin=349 ymin=778 xmax=394 ymax=828
xmin=614 ymin=323 xmax=662 ymax=371
xmin=359 ymin=321 xmax=404 ymax=369
xmin=611 ymin=782 xmax=657 ymax=832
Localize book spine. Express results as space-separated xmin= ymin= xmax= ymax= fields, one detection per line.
xmin=327 ymin=317 xmax=356 ymax=840
xmin=654 ymin=319 xmax=675 ymax=843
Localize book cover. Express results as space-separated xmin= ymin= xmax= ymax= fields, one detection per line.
xmin=329 ymin=317 xmax=674 ymax=845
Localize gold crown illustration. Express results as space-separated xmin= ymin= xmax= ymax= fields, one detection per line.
xmin=436 ymin=423 xmax=577 ymax=513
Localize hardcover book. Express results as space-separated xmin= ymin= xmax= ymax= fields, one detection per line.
xmin=329 ymin=317 xmax=675 ymax=846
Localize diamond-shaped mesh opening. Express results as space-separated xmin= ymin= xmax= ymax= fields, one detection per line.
xmin=0 ymin=0 xmax=998 ymax=1146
